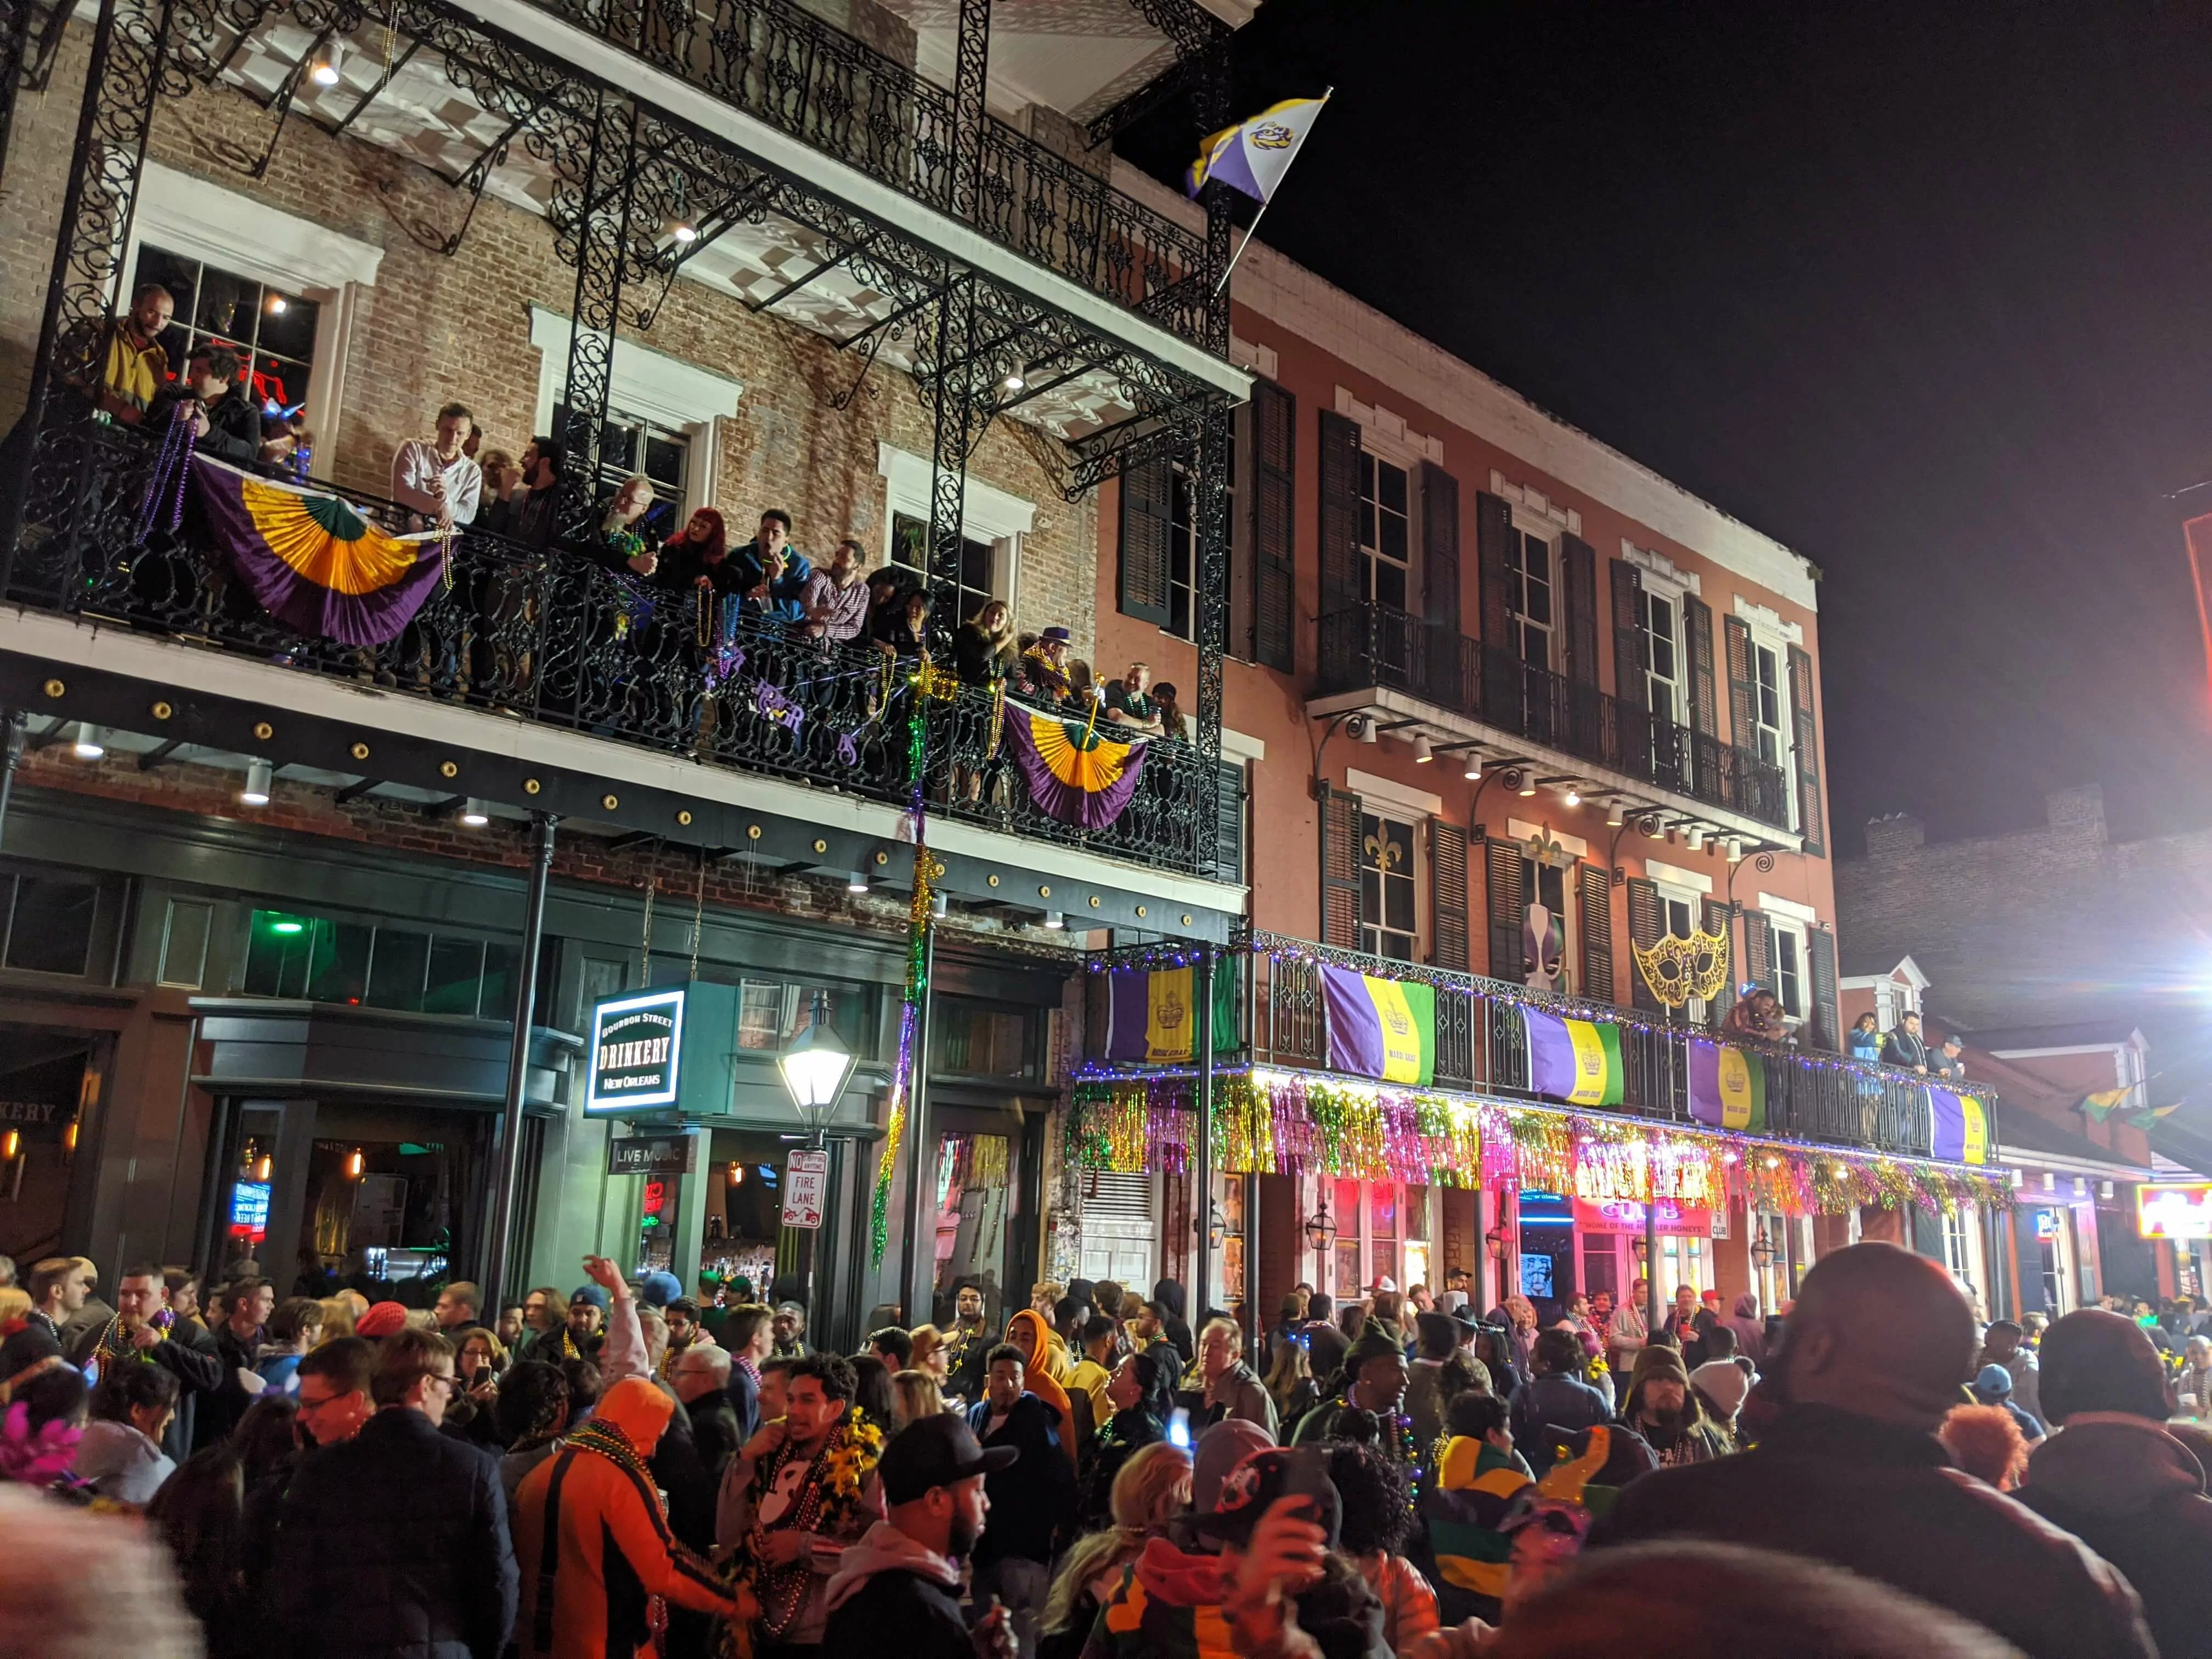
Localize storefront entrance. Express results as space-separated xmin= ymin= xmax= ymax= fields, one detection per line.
xmin=927 ymin=1102 xmax=1039 ymax=1334
xmin=0 ymin=1035 xmax=94 ymax=1262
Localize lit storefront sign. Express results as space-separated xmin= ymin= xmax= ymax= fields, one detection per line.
xmin=2137 ymin=1183 xmax=2212 ymax=1240
xmin=587 ymin=988 xmax=686 ymax=1112
xmin=1572 ymin=1197 xmax=1714 ymax=1237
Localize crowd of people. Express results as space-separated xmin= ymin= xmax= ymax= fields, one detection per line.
xmin=3 ymin=1242 xmax=2210 ymax=1658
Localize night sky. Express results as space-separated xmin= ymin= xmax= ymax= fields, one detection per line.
xmin=1122 ymin=1 xmax=2212 ymax=854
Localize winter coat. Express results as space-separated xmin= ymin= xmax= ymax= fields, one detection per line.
xmin=269 ymin=1406 xmax=520 ymax=1659
xmin=1415 ymin=1435 xmax=1532 ymax=1626
xmin=513 ymin=1380 xmax=735 ymax=1659
xmin=1199 ymin=1359 xmax=1278 ymax=1438
xmin=1081 ymin=1406 xmax=1164 ymax=1528
xmin=1508 ymin=1371 xmax=1614 ymax=1454
xmin=822 ymin=1521 xmax=972 ymax=1659
xmin=1723 ymin=1295 xmax=1768 ymax=1368
xmin=967 ymin=1391 xmax=1074 ymax=1566
xmin=2018 ymin=1415 xmax=2212 ymax=1659
xmin=1588 ymin=1403 xmax=2155 ymax=1659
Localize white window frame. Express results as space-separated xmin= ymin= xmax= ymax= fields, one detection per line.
xmin=125 ymin=162 xmax=385 ymax=483
xmin=1356 ymin=442 xmax=1415 ymax=615
xmin=875 ymin=442 xmax=1036 ymax=624
xmin=1639 ymin=586 xmax=1683 ymax=725
xmin=1506 ymin=510 xmax=1558 ymax=672
xmin=1769 ymin=915 xmax=1808 ymax=1022
xmin=529 ymin=307 xmax=742 ymax=523
xmin=1735 ymin=599 xmax=1805 ymax=835
xmin=1358 ymin=807 xmax=1419 ymax=963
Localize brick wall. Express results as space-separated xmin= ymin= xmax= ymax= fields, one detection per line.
xmin=1836 ymin=783 xmax=2212 ymax=1030
xmin=0 ymin=26 xmax=1099 ymax=661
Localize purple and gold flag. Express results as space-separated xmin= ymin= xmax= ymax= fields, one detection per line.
xmin=1688 ymin=1040 xmax=1767 ymax=1132
xmin=191 ymin=454 xmax=446 ymax=646
xmin=1929 ymin=1086 xmax=1989 ymax=1165
xmin=1000 ymin=702 xmax=1148 ymax=829
xmin=1523 ymin=1008 xmax=1624 ymax=1107
xmin=1104 ymin=967 xmax=1238 ymax=1063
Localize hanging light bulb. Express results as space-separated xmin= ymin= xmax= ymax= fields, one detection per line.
xmin=239 ymin=757 xmax=273 ymax=806
xmin=1413 ymin=735 xmax=1434 ymax=765
xmin=346 ymin=1148 xmax=364 ymax=1179
xmin=309 ymin=40 xmax=342 ymax=86
xmin=669 ymin=219 xmax=698 ymax=244
xmin=1563 ymin=787 xmax=1581 ymax=808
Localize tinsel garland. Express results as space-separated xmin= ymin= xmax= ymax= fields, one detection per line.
xmin=1066 ymin=1068 xmax=2011 ymax=1217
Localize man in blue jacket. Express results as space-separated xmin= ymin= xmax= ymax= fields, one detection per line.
xmin=270 ymin=1326 xmax=518 ymax=1658
xmin=1508 ymin=1328 xmax=1614 ymax=1459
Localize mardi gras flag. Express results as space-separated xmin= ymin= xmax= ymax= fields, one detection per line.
xmin=1322 ymin=964 xmax=1436 ymax=1086
xmin=1000 ymin=702 xmax=1149 ymax=830
xmin=191 ymin=455 xmax=445 ymax=646
xmin=1103 ymin=966 xmax=1238 ymax=1063
xmin=1187 ymin=94 xmax=1331 ymax=201
xmin=2076 ymin=1085 xmax=2132 ymax=1122
xmin=1688 ymin=1039 xmax=1767 ymax=1132
xmin=1523 ymin=1008 xmax=1624 ymax=1108
xmin=1929 ymin=1087 xmax=1989 ymax=1165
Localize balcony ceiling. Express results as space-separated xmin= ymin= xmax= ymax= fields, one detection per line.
xmin=1306 ymin=683 xmax=1804 ymax=853
xmin=882 ymin=0 xmax=1259 ymax=125
xmin=213 ymin=16 xmax=1176 ymax=444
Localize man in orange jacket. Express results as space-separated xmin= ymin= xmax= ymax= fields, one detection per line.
xmin=514 ymin=1376 xmax=738 ymax=1658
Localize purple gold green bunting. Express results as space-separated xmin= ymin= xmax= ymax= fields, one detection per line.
xmin=1321 ymin=964 xmax=1436 ymax=1085
xmin=191 ymin=455 xmax=445 ymax=646
xmin=999 ymin=704 xmax=1148 ymax=830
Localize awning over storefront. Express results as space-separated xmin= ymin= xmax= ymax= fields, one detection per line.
xmin=189 ymin=998 xmax=579 ymax=1109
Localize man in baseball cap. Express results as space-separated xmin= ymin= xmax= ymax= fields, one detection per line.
xmin=822 ymin=1415 xmax=1017 ymax=1659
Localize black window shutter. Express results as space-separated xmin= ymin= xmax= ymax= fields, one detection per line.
xmin=1485 ymin=836 xmax=1525 ymax=981
xmin=1318 ymin=409 xmax=1362 ymax=610
xmin=1421 ymin=462 xmax=1460 ymax=628
xmin=1319 ymin=782 xmax=1362 ymax=949
xmin=1578 ymin=862 xmax=1615 ymax=1005
xmin=1117 ymin=455 xmax=1172 ymax=627
xmin=1561 ymin=533 xmax=1599 ymax=687
xmin=1724 ymin=614 xmax=1757 ymax=752
xmin=1252 ymin=380 xmax=1296 ymax=672
xmin=1430 ymin=817 xmax=1469 ymax=972
xmin=1739 ymin=907 xmax=1773 ymax=996
xmin=1808 ymin=926 xmax=1841 ymax=1052
xmin=1214 ymin=760 xmax=1246 ymax=884
xmin=1610 ymin=560 xmax=1645 ymax=713
xmin=1787 ymin=643 xmax=1824 ymax=856
xmin=1627 ymin=877 xmax=1662 ymax=1012
xmin=1684 ymin=594 xmax=1718 ymax=736
xmin=1476 ymin=490 xmax=1514 ymax=654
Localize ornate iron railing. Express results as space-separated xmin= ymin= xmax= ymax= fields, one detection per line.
xmin=1316 ymin=601 xmax=1794 ymax=831
xmin=8 ymin=422 xmax=1229 ymax=876
xmin=528 ymin=0 xmax=1215 ymax=343
xmin=1163 ymin=931 xmax=1992 ymax=1160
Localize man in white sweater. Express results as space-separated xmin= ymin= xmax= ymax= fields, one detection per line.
xmin=390 ymin=400 xmax=482 ymax=527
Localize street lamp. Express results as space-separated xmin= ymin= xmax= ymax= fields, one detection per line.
xmin=777 ymin=991 xmax=856 ymax=1145
xmin=1749 ymin=1227 xmax=1776 ymax=1271
xmin=1304 ymin=1204 xmax=1336 ymax=1253
xmin=1485 ymin=1222 xmax=1510 ymax=1261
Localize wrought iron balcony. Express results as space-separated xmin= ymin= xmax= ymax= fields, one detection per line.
xmin=1316 ymin=601 xmax=1793 ymax=832
xmin=523 ymin=0 xmax=1216 ymax=346
xmin=1089 ymin=931 xmax=1993 ymax=1161
xmin=4 ymin=423 xmax=1233 ymax=879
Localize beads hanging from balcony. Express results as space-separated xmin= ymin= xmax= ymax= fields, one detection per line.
xmin=1066 ymin=1068 xmax=2012 ymax=1218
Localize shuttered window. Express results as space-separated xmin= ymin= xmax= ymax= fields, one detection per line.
xmin=1561 ymin=533 xmax=1599 ymax=687
xmin=1318 ymin=410 xmax=1362 ymax=609
xmin=1318 ymin=782 xmax=1362 ymax=949
xmin=1214 ymin=760 xmax=1246 ymax=885
xmin=1739 ymin=907 xmax=1773 ymax=997
xmin=1485 ymin=837 xmax=1525 ymax=982
xmin=1421 ymin=462 xmax=1462 ymax=706
xmin=1251 ymin=380 xmax=1296 ymax=672
xmin=1430 ymin=818 xmax=1469 ymax=972
xmin=1578 ymin=863 xmax=1615 ymax=1005
xmin=1725 ymin=614 xmax=1757 ymax=755
xmin=1626 ymin=877 xmax=1662 ymax=1012
xmin=1116 ymin=455 xmax=1173 ymax=627
xmin=1611 ymin=561 xmax=1646 ymax=713
xmin=1684 ymin=595 xmax=1718 ymax=736
xmin=1808 ymin=927 xmax=1841 ymax=1051
xmin=1788 ymin=644 xmax=1825 ymax=856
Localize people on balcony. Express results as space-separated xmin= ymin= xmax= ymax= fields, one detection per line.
xmin=799 ymin=539 xmax=871 ymax=645
xmin=506 ymin=437 xmax=565 ymax=550
xmin=1929 ymin=1030 xmax=1967 ymax=1081
xmin=656 ymin=506 xmax=730 ymax=592
xmin=584 ymin=474 xmax=658 ymax=576
xmin=1720 ymin=985 xmax=1786 ymax=1044
xmin=1015 ymin=627 xmax=1074 ymax=703
xmin=475 ymin=445 xmax=523 ymax=531
xmin=144 ymin=345 xmax=263 ymax=470
xmin=390 ymin=400 xmax=483 ymax=528
xmin=1882 ymin=1009 xmax=1928 ymax=1074
xmin=70 ymin=279 xmax=174 ymax=427
xmin=953 ymin=600 xmax=1017 ymax=686
xmin=1152 ymin=681 xmax=1188 ymax=741
xmin=725 ymin=509 xmax=812 ymax=620
xmin=873 ymin=587 xmax=933 ymax=658
xmin=1099 ymin=662 xmax=1163 ymax=736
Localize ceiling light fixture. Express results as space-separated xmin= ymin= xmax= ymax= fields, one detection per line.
xmin=1726 ymin=837 xmax=1744 ymax=864
xmin=1606 ymin=801 xmax=1625 ymax=827
xmin=239 ymin=757 xmax=273 ymax=806
xmin=847 ymin=870 xmax=870 ymax=894
xmin=460 ymin=797 xmax=490 ymax=827
xmin=666 ymin=218 xmax=698 ymax=244
xmin=1516 ymin=770 xmax=1537 ymax=798
xmin=1562 ymin=787 xmax=1581 ymax=808
xmin=1413 ymin=735 xmax=1434 ymax=764
xmin=309 ymin=41 xmax=342 ymax=85
xmin=1462 ymin=754 xmax=1483 ymax=781
xmin=69 ymin=721 xmax=104 ymax=760
xmin=1043 ymin=909 xmax=1065 ymax=930
xmin=1685 ymin=827 xmax=1706 ymax=851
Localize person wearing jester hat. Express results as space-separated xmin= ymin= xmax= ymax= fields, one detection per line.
xmin=1497 ymin=1423 xmax=1659 ymax=1617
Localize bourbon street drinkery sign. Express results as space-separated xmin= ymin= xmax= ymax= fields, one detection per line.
xmin=588 ymin=989 xmax=687 ymax=1111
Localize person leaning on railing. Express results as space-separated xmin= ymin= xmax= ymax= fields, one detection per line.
xmin=798 ymin=539 xmax=871 ymax=645
xmin=144 ymin=343 xmax=263 ymax=469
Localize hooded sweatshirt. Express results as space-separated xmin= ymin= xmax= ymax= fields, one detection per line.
xmin=72 ymin=1418 xmax=174 ymax=1505
xmin=1008 ymin=1308 xmax=1082 ymax=1468
xmin=822 ymin=1521 xmax=970 ymax=1659
xmin=2019 ymin=1416 xmax=2212 ymax=1659
xmin=513 ymin=1377 xmax=736 ymax=1659
xmin=1723 ymin=1295 xmax=1768 ymax=1368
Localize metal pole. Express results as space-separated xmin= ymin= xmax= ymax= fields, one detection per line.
xmin=899 ymin=926 xmax=936 ymax=1327
xmin=1192 ymin=945 xmax=1215 ymax=1319
xmin=0 ymin=710 xmax=22 ymax=851
xmin=1644 ymin=1197 xmax=1660 ymax=1335
xmin=484 ymin=810 xmax=556 ymax=1312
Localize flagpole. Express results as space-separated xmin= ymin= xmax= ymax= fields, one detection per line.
xmin=1210 ymin=87 xmax=1331 ymax=300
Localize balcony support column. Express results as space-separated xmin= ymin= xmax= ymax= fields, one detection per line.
xmin=950 ymin=0 xmax=990 ymax=220
xmin=1193 ymin=944 xmax=1215 ymax=1321
xmin=552 ymin=92 xmax=641 ymax=541
xmin=484 ymin=809 xmax=557 ymax=1314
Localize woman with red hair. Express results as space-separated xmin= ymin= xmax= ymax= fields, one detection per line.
xmin=1939 ymin=1402 xmax=2028 ymax=1491
xmin=656 ymin=505 xmax=729 ymax=592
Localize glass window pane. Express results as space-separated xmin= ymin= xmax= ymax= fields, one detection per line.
xmin=1376 ymin=563 xmax=1407 ymax=611
xmin=644 ymin=433 xmax=686 ymax=493
xmin=1379 ymin=511 xmax=1406 ymax=564
xmin=479 ymin=941 xmax=518 ymax=1018
xmin=1378 ymin=462 xmax=1407 ymax=514
xmin=254 ymin=289 xmax=318 ymax=359
xmin=365 ymin=929 xmax=430 ymax=1011
xmin=961 ymin=538 xmax=991 ymax=594
xmin=251 ymin=354 xmax=310 ymax=419
xmin=424 ymin=936 xmax=486 ymax=1014
xmin=890 ymin=512 xmax=928 ymax=573
xmin=5 ymin=874 xmax=97 ymax=974
xmin=1385 ymin=879 xmax=1414 ymax=932
xmin=304 ymin=919 xmax=371 ymax=1004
